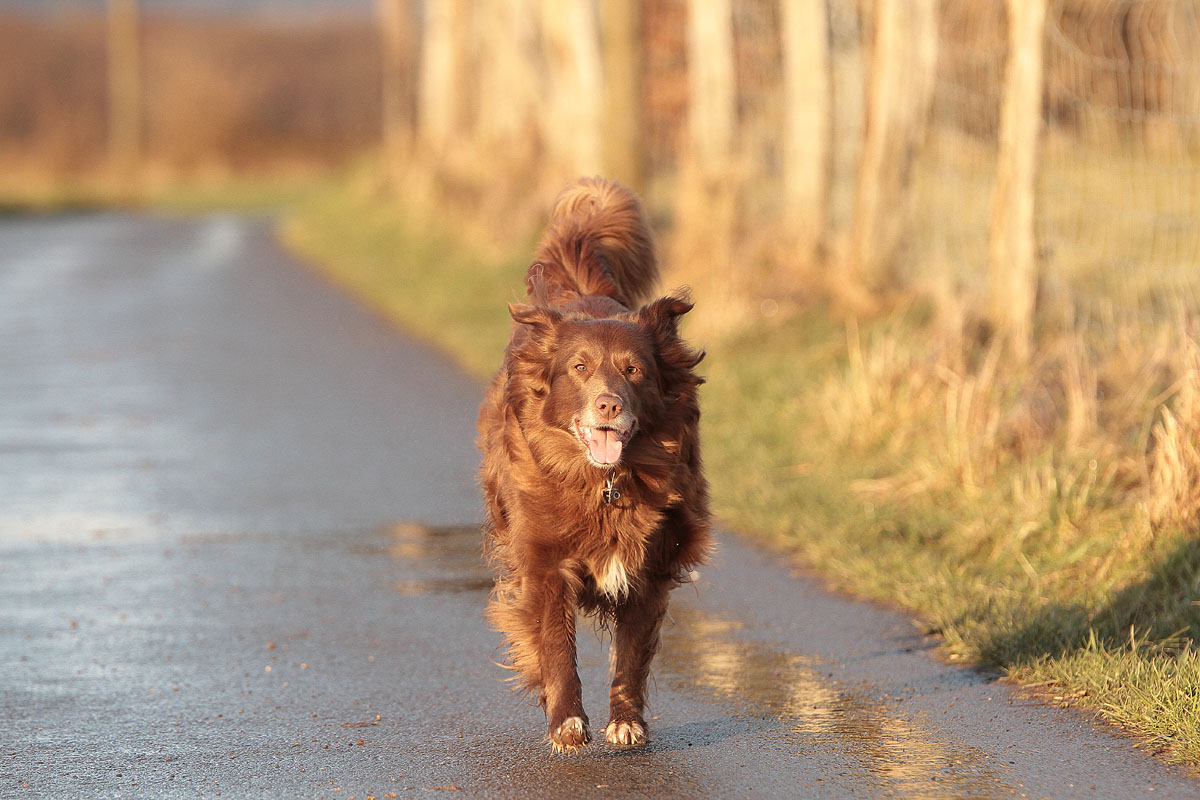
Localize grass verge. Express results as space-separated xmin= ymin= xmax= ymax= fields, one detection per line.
xmin=283 ymin=167 xmax=1200 ymax=770
xmin=0 ymin=170 xmax=330 ymax=216
xmin=280 ymin=168 xmax=526 ymax=378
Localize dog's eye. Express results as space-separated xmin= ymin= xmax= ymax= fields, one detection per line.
xmin=574 ymin=363 xmax=587 ymax=372
xmin=625 ymin=365 xmax=639 ymax=376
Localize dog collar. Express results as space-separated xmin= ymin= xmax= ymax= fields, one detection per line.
xmin=602 ymin=474 xmax=621 ymax=504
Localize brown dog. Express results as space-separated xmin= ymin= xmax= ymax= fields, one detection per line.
xmin=477 ymin=177 xmax=711 ymax=752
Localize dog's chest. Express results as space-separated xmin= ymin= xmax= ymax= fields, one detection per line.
xmin=592 ymin=555 xmax=631 ymax=600
xmin=580 ymin=505 xmax=655 ymax=601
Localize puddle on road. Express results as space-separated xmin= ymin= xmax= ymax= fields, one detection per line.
xmin=381 ymin=522 xmax=494 ymax=597
xmin=393 ymin=576 xmax=495 ymax=596
xmin=659 ymin=606 xmax=1012 ymax=799
xmin=384 ymin=522 xmax=482 ymax=563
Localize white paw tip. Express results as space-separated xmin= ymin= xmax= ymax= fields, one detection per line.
xmin=557 ymin=717 xmax=585 ymax=736
xmin=605 ymin=720 xmax=648 ymax=747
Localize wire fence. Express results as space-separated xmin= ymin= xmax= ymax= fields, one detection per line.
xmin=1039 ymin=0 xmax=1200 ymax=321
xmin=3 ymin=0 xmax=1199 ymax=329
xmin=906 ymin=0 xmax=1200 ymax=324
xmin=666 ymin=0 xmax=1200 ymax=328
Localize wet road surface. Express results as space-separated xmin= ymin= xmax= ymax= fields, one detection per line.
xmin=2 ymin=213 xmax=1198 ymax=798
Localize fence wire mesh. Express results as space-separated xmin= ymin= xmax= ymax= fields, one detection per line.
xmin=909 ymin=0 xmax=1200 ymax=323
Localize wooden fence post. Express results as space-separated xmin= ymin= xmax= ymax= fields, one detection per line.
xmin=687 ymin=0 xmax=735 ymax=170
xmin=847 ymin=0 xmax=937 ymax=292
xmin=107 ymin=0 xmax=141 ymax=188
xmin=475 ymin=0 xmax=537 ymax=156
xmin=417 ymin=0 xmax=470 ymax=157
xmin=781 ymin=0 xmax=833 ymax=263
xmin=673 ymin=0 xmax=740 ymax=325
xmin=539 ymin=0 xmax=604 ymax=178
xmin=379 ymin=0 xmax=416 ymax=184
xmin=601 ymin=0 xmax=642 ymax=187
xmin=988 ymin=0 xmax=1046 ymax=362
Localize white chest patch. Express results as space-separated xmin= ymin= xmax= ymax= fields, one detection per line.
xmin=595 ymin=557 xmax=631 ymax=600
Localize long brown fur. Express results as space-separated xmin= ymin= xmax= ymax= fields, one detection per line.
xmin=477 ymin=176 xmax=711 ymax=752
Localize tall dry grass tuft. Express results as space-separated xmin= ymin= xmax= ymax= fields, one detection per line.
xmin=820 ymin=294 xmax=1200 ymax=588
xmin=826 ymin=309 xmax=1021 ymax=504
xmin=1147 ymin=324 xmax=1200 ymax=532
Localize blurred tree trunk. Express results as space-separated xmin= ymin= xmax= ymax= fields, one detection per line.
xmin=107 ymin=0 xmax=141 ymax=189
xmin=418 ymin=0 xmax=471 ymax=157
xmin=475 ymin=0 xmax=538 ymax=156
xmin=847 ymin=0 xmax=937 ymax=293
xmin=539 ymin=0 xmax=604 ymax=178
xmin=673 ymin=0 xmax=739 ymax=325
xmin=378 ymin=0 xmax=416 ymax=184
xmin=781 ymin=0 xmax=833 ymax=263
xmin=600 ymin=0 xmax=642 ymax=187
xmin=687 ymin=0 xmax=735 ymax=169
xmin=989 ymin=0 xmax=1046 ymax=362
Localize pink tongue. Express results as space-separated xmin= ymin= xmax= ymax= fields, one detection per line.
xmin=586 ymin=428 xmax=624 ymax=464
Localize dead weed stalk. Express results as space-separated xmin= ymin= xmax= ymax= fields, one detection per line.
xmin=1147 ymin=324 xmax=1200 ymax=531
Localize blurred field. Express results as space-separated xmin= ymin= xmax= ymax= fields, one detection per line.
xmin=0 ymin=14 xmax=107 ymax=176
xmin=0 ymin=7 xmax=379 ymax=202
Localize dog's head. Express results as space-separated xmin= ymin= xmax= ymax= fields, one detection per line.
xmin=507 ymin=294 xmax=703 ymax=469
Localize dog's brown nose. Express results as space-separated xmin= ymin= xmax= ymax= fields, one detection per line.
xmin=594 ymin=393 xmax=623 ymax=421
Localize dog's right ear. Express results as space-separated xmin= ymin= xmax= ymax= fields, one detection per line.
xmin=509 ymin=303 xmax=562 ymax=339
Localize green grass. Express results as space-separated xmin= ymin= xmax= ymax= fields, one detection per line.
xmin=148 ymin=173 xmax=329 ymax=214
xmin=0 ymin=174 xmax=116 ymax=214
xmin=283 ymin=167 xmax=1200 ymax=770
xmin=0 ymin=169 xmax=337 ymax=216
xmin=281 ymin=168 xmax=526 ymax=378
xmin=1012 ymin=634 xmax=1200 ymax=759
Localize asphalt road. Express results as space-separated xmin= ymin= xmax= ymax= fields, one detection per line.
xmin=2 ymin=212 xmax=1198 ymax=799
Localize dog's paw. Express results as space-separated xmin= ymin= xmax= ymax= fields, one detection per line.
xmin=604 ymin=719 xmax=648 ymax=747
xmin=550 ymin=716 xmax=591 ymax=753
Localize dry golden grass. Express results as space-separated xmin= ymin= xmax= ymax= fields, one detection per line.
xmin=819 ymin=296 xmax=1200 ymax=546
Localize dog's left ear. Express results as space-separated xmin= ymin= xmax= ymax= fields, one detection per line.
xmin=637 ymin=292 xmax=705 ymax=370
xmin=636 ymin=293 xmax=693 ymax=341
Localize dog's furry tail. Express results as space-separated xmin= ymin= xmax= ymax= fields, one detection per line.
xmin=527 ymin=176 xmax=659 ymax=310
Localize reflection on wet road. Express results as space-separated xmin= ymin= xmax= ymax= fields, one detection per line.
xmin=660 ymin=608 xmax=1007 ymax=799
xmin=386 ymin=523 xmax=494 ymax=596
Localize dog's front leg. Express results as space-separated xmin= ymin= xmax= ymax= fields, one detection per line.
xmin=606 ymin=577 xmax=671 ymax=747
xmin=538 ymin=567 xmax=590 ymax=752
